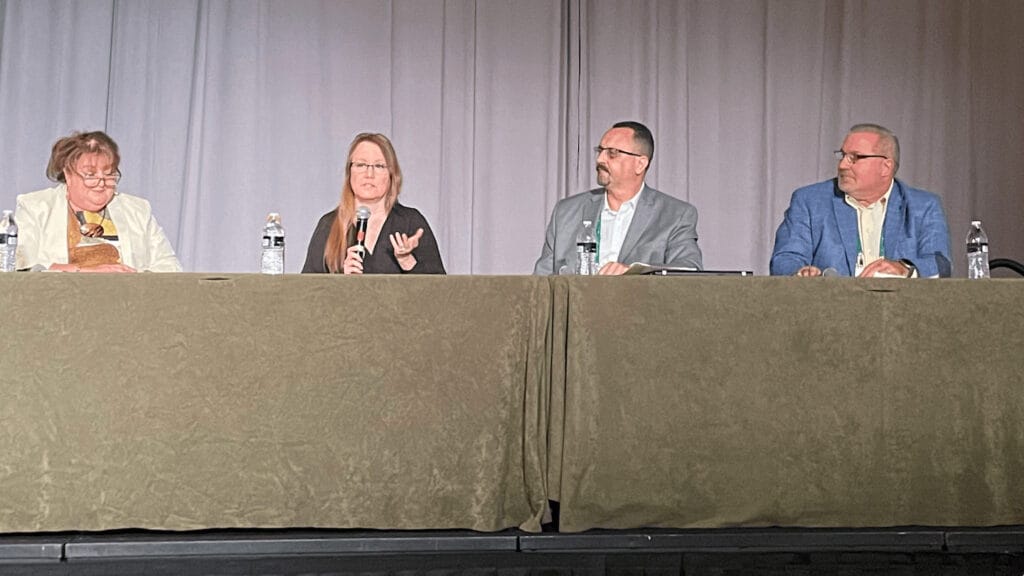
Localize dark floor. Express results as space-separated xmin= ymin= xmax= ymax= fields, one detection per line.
xmin=1 ymin=527 xmax=1023 ymax=575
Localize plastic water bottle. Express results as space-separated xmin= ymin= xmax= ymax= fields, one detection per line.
xmin=0 ymin=210 xmax=17 ymax=272
xmin=575 ymin=220 xmax=597 ymax=275
xmin=260 ymin=212 xmax=285 ymax=274
xmin=966 ymin=220 xmax=989 ymax=279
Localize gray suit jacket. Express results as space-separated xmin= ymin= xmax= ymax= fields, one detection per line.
xmin=533 ymin=185 xmax=702 ymax=275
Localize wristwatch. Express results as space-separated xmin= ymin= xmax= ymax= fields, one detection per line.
xmin=899 ymin=258 xmax=917 ymax=278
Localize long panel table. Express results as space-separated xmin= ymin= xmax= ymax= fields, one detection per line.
xmin=1 ymin=273 xmax=1022 ymax=537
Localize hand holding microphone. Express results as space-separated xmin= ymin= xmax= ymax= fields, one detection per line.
xmin=343 ymin=206 xmax=372 ymax=275
xmin=354 ymin=206 xmax=371 ymax=257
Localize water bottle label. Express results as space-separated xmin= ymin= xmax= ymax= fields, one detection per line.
xmin=263 ymin=235 xmax=285 ymax=248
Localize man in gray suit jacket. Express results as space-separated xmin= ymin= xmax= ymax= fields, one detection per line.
xmin=534 ymin=121 xmax=702 ymax=275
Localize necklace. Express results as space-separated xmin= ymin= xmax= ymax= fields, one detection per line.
xmin=69 ymin=203 xmax=110 ymax=238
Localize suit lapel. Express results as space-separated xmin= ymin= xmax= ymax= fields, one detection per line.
xmin=617 ymin=187 xmax=655 ymax=263
xmin=584 ymin=191 xmax=603 ymax=225
xmin=882 ymin=179 xmax=905 ymax=260
xmin=44 ymin=185 xmax=72 ymax=264
xmin=832 ymin=182 xmax=859 ymax=274
xmin=106 ymin=194 xmax=130 ymax=265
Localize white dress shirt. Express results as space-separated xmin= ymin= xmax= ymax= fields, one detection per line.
xmin=845 ymin=180 xmax=893 ymax=276
xmin=599 ymin=184 xmax=644 ymax=267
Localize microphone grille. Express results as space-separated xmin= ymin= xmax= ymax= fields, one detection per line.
xmin=356 ymin=206 xmax=371 ymax=219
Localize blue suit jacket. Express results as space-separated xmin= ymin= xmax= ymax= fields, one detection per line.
xmin=770 ymin=178 xmax=951 ymax=277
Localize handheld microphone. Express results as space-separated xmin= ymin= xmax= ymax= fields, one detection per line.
xmin=354 ymin=206 xmax=371 ymax=257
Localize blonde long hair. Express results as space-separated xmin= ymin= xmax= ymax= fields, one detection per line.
xmin=323 ymin=133 xmax=403 ymax=272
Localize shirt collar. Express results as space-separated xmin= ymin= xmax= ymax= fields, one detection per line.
xmin=603 ymin=183 xmax=645 ymax=215
xmin=844 ymin=179 xmax=893 ymax=211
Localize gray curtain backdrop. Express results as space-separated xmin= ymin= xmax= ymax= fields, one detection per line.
xmin=1 ymin=0 xmax=1021 ymax=275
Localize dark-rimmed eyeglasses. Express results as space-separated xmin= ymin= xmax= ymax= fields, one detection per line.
xmin=594 ymin=146 xmax=644 ymax=159
xmin=73 ymin=168 xmax=121 ymax=188
xmin=834 ymin=150 xmax=887 ymax=164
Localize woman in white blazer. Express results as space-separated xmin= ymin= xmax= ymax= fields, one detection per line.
xmin=15 ymin=131 xmax=181 ymax=273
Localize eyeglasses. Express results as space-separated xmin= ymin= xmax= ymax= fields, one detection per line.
xmin=73 ymin=168 xmax=121 ymax=188
xmin=834 ymin=150 xmax=887 ymax=164
xmin=350 ymin=162 xmax=388 ymax=173
xmin=594 ymin=146 xmax=644 ymax=159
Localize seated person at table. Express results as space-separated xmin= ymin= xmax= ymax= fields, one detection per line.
xmin=770 ymin=123 xmax=951 ymax=278
xmin=533 ymin=121 xmax=702 ymax=275
xmin=302 ymin=133 xmax=445 ymax=274
xmin=16 ymin=130 xmax=182 ymax=273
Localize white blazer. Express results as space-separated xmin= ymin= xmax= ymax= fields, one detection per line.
xmin=15 ymin=184 xmax=182 ymax=272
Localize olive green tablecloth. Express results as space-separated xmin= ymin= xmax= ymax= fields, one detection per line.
xmin=2 ymin=274 xmax=1023 ymax=535
xmin=0 ymin=274 xmax=550 ymax=533
xmin=549 ymin=276 xmax=1024 ymax=532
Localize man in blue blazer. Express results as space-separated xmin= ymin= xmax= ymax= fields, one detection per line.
xmin=771 ymin=123 xmax=951 ymax=278
xmin=534 ymin=121 xmax=702 ymax=275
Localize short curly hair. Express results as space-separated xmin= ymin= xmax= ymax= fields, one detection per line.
xmin=46 ymin=131 xmax=121 ymax=183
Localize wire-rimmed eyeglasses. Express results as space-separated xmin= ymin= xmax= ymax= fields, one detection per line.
xmin=350 ymin=162 xmax=388 ymax=173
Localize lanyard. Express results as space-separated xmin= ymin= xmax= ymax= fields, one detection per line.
xmin=854 ymin=209 xmax=885 ymax=271
xmin=855 ymin=228 xmax=886 ymax=258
